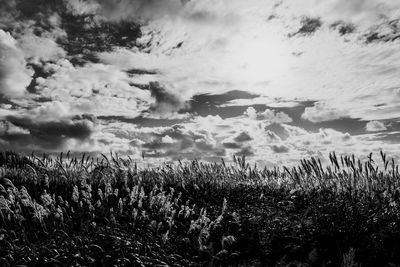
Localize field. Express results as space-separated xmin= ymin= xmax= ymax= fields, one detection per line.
xmin=1 ymin=151 xmax=400 ymax=266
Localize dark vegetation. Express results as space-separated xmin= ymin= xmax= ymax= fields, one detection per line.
xmin=1 ymin=151 xmax=400 ymax=266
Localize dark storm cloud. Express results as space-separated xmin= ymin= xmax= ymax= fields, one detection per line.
xmin=1 ymin=116 xmax=94 ymax=150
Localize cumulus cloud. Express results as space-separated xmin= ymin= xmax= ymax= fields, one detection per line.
xmin=18 ymin=30 xmax=66 ymax=62
xmin=0 ymin=30 xmax=32 ymax=98
xmin=244 ymin=107 xmax=293 ymax=123
xmin=33 ymin=60 xmax=152 ymax=118
xmin=50 ymin=111 xmax=398 ymax=166
xmin=243 ymin=107 xmax=257 ymax=120
xmin=366 ymin=120 xmax=387 ymax=132
xmin=138 ymin=123 xmax=223 ymax=160
xmin=259 ymin=109 xmax=293 ymax=123
xmin=302 ymin=102 xmax=348 ymax=122
xmin=161 ymin=135 xmax=175 ymax=143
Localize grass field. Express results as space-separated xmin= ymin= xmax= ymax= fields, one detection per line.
xmin=0 ymin=151 xmax=400 ymax=266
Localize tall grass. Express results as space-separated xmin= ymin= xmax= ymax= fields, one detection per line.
xmin=0 ymin=151 xmax=400 ymax=266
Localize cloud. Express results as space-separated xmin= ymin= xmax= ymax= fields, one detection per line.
xmin=243 ymin=107 xmax=257 ymax=120
xmin=110 ymin=0 xmax=400 ymax=123
xmin=244 ymin=107 xmax=293 ymax=123
xmin=302 ymin=102 xmax=348 ymax=122
xmin=64 ymin=0 xmax=185 ymax=21
xmin=366 ymin=120 xmax=387 ymax=132
xmin=290 ymin=17 xmax=322 ymax=36
xmin=32 ymin=60 xmax=152 ymax=118
xmin=1 ymin=0 xmax=400 ymax=166
xmin=271 ymin=144 xmax=290 ymax=153
xmin=235 ymin=146 xmax=254 ymax=157
xmin=221 ymin=97 xmax=301 ymax=108
xmin=287 ymin=0 xmax=400 ymax=29
xmin=138 ymin=123 xmax=224 ymax=160
xmin=234 ymin=132 xmax=252 ymax=142
xmin=0 ymin=30 xmax=32 ymax=98
xmin=161 ymin=135 xmax=175 ymax=143
xmin=142 ymin=139 xmax=175 ymax=150
xmin=18 ymin=30 xmax=66 ymax=62
xmin=222 ymin=142 xmax=241 ymax=149
xmin=1 ymin=116 xmax=94 ymax=151
xmin=0 ymin=121 xmax=29 ymax=135
xmin=259 ymin=109 xmax=293 ymax=123
xmin=264 ymin=123 xmax=290 ymax=141
xmin=148 ymin=81 xmax=188 ymax=117
xmin=26 ymin=111 xmax=395 ymax=167
xmin=64 ymin=0 xmax=101 ymax=15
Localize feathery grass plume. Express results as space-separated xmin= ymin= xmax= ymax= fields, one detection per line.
xmin=341 ymin=247 xmax=359 ymax=267
xmin=72 ymin=185 xmax=79 ymax=203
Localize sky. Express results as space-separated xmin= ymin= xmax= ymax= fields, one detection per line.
xmin=1 ymin=0 xmax=400 ymax=167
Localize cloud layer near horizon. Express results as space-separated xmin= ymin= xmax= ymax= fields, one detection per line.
xmin=1 ymin=0 xmax=400 ymax=166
